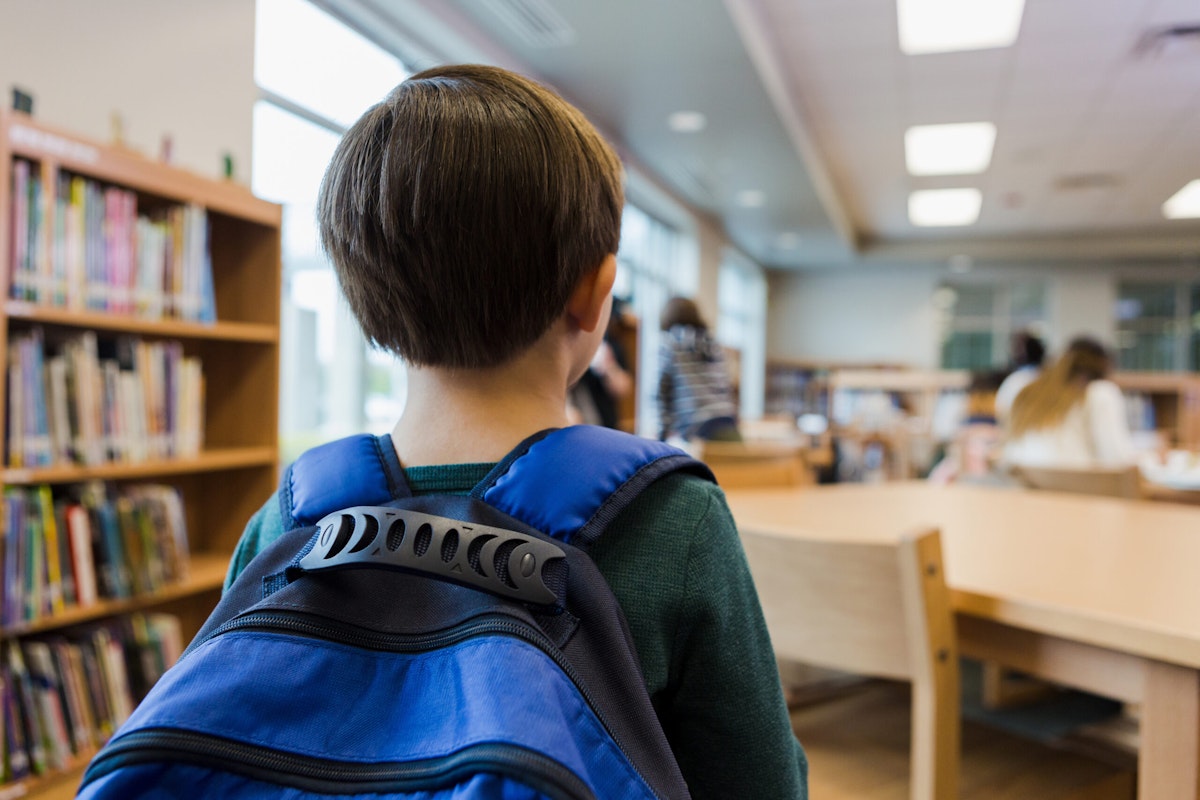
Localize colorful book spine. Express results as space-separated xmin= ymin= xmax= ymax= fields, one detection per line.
xmin=7 ymin=167 xmax=214 ymax=321
xmin=0 ymin=483 xmax=190 ymax=624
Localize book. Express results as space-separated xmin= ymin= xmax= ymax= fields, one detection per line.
xmin=35 ymin=486 xmax=65 ymax=616
xmin=22 ymin=642 xmax=70 ymax=769
xmin=2 ymin=659 xmax=31 ymax=781
xmin=65 ymin=503 xmax=98 ymax=607
xmin=6 ymin=645 xmax=45 ymax=776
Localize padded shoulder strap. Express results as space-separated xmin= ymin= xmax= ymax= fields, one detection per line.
xmin=281 ymin=433 xmax=409 ymax=529
xmin=473 ymin=426 xmax=713 ymax=547
xmin=281 ymin=426 xmax=713 ymax=547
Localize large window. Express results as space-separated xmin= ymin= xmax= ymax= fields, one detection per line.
xmin=614 ymin=204 xmax=696 ymax=437
xmin=253 ymin=0 xmax=409 ymax=462
xmin=936 ymin=281 xmax=1048 ymax=370
xmin=1115 ymin=281 xmax=1200 ymax=371
xmin=717 ymin=251 xmax=767 ymax=420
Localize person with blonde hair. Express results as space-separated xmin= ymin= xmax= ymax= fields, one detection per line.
xmin=1003 ymin=336 xmax=1135 ymax=467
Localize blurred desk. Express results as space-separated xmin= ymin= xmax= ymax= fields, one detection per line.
xmin=724 ymin=482 xmax=1200 ymax=800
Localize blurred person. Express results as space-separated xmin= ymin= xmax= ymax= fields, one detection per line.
xmin=657 ymin=296 xmax=741 ymax=442
xmin=928 ymin=370 xmax=1006 ymax=484
xmin=571 ymin=300 xmax=634 ymax=429
xmin=994 ymin=329 xmax=1046 ymax=423
xmin=1003 ymin=336 xmax=1135 ymax=468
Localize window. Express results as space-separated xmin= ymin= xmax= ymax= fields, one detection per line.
xmin=255 ymin=0 xmax=407 ymax=127
xmin=252 ymin=0 xmax=409 ymax=462
xmin=717 ymin=251 xmax=767 ymax=420
xmin=936 ymin=281 xmax=1047 ymax=370
xmin=614 ymin=205 xmax=696 ymax=437
xmin=1115 ymin=281 xmax=1199 ymax=371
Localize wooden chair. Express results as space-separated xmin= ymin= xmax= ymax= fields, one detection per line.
xmin=1009 ymin=464 xmax=1144 ymax=499
xmin=695 ymin=440 xmax=811 ymax=488
xmin=741 ymin=526 xmax=959 ymax=800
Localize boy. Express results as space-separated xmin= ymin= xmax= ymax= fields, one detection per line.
xmin=225 ymin=64 xmax=807 ymax=799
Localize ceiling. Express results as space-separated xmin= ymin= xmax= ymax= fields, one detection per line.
xmin=322 ymin=0 xmax=1200 ymax=271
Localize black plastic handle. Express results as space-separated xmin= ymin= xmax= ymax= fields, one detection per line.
xmin=300 ymin=506 xmax=566 ymax=606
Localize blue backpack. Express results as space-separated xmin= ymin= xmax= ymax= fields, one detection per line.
xmin=78 ymin=426 xmax=712 ymax=799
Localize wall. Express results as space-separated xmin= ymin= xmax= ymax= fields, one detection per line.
xmin=768 ymin=267 xmax=941 ymax=367
xmin=766 ymin=262 xmax=1200 ymax=368
xmin=0 ymin=0 xmax=257 ymax=183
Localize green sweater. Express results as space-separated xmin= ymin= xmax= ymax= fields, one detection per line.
xmin=225 ymin=462 xmax=807 ymax=799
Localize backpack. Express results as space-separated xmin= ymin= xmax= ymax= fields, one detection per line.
xmin=77 ymin=426 xmax=713 ymax=799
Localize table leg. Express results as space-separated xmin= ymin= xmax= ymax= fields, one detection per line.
xmin=1139 ymin=660 xmax=1200 ymax=799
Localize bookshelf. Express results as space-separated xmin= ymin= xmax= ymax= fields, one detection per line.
xmin=0 ymin=112 xmax=280 ymax=797
xmin=1112 ymin=371 xmax=1200 ymax=450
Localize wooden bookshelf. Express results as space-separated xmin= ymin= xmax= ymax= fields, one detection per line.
xmin=0 ymin=112 xmax=280 ymax=797
xmin=1112 ymin=371 xmax=1200 ymax=450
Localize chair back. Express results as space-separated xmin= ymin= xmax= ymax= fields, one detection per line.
xmin=1010 ymin=464 xmax=1143 ymax=499
xmin=741 ymin=526 xmax=959 ymax=800
xmin=696 ymin=440 xmax=810 ymax=488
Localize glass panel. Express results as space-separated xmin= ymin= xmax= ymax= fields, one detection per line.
xmin=252 ymin=101 xmax=375 ymax=460
xmin=364 ymin=348 xmax=407 ymax=435
xmin=1117 ymin=327 xmax=1177 ymax=371
xmin=255 ymin=0 xmax=408 ymax=127
xmin=1118 ymin=282 xmax=1176 ymax=319
xmin=1009 ymin=282 xmax=1046 ymax=323
xmin=948 ymin=284 xmax=993 ymax=318
xmin=252 ymin=101 xmax=340 ymax=266
xmin=941 ymin=331 xmax=994 ymax=370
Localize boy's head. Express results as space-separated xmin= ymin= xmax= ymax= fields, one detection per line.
xmin=318 ymin=64 xmax=624 ymax=369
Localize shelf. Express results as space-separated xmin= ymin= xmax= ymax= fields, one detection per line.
xmin=829 ymin=369 xmax=971 ymax=393
xmin=3 ymin=111 xmax=281 ymax=800
xmin=1112 ymin=371 xmax=1200 ymax=393
xmin=1 ymin=552 xmax=228 ymax=639
xmin=5 ymin=302 xmax=277 ymax=343
xmin=1 ymin=751 xmax=94 ymax=800
xmin=2 ymin=446 xmax=277 ymax=485
xmin=5 ymin=114 xmax=280 ymax=228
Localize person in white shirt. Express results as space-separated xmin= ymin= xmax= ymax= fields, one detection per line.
xmin=994 ymin=330 xmax=1046 ymax=424
xmin=1003 ymin=337 xmax=1135 ymax=468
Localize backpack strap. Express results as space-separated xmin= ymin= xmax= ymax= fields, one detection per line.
xmin=282 ymin=426 xmax=714 ymax=546
xmin=281 ymin=433 xmax=409 ymax=529
xmin=471 ymin=426 xmax=713 ymax=548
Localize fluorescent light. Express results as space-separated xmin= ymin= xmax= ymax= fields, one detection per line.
xmin=775 ymin=231 xmax=802 ymax=249
xmin=1163 ymin=180 xmax=1200 ymax=219
xmin=897 ymin=0 xmax=1025 ymax=55
xmin=905 ymin=122 xmax=996 ymax=176
xmin=909 ymin=188 xmax=982 ymax=227
xmin=668 ymin=111 xmax=707 ymax=133
xmin=736 ymin=189 xmax=766 ymax=208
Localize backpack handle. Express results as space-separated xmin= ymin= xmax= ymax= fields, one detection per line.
xmin=296 ymin=506 xmax=567 ymax=606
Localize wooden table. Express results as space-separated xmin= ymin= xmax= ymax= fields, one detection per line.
xmin=723 ymin=481 xmax=1200 ymax=799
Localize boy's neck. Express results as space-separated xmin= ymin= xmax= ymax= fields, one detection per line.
xmin=391 ymin=337 xmax=578 ymax=467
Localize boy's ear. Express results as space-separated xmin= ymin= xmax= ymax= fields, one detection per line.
xmin=567 ymin=254 xmax=617 ymax=333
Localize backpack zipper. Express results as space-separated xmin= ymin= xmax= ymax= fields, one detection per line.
xmin=156 ymin=611 xmax=661 ymax=799
xmin=82 ymin=727 xmax=594 ymax=800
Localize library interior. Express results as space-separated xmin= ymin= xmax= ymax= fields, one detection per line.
xmin=2 ymin=0 xmax=1200 ymax=798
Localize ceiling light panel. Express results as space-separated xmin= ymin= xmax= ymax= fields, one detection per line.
xmin=668 ymin=111 xmax=707 ymax=133
xmin=897 ymin=0 xmax=1025 ymax=55
xmin=909 ymin=188 xmax=983 ymax=226
xmin=1163 ymin=180 xmax=1200 ymax=219
xmin=905 ymin=122 xmax=997 ymax=176
xmin=736 ymin=190 xmax=766 ymax=208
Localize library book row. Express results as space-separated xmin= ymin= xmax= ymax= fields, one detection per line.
xmin=7 ymin=328 xmax=204 ymax=469
xmin=8 ymin=159 xmax=215 ymax=322
xmin=1 ymin=613 xmax=183 ymax=785
xmin=3 ymin=482 xmax=190 ymax=628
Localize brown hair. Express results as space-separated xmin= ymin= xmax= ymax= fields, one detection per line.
xmin=1009 ymin=337 xmax=1112 ymax=436
xmin=317 ymin=64 xmax=624 ymax=368
xmin=659 ymin=296 xmax=707 ymax=332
